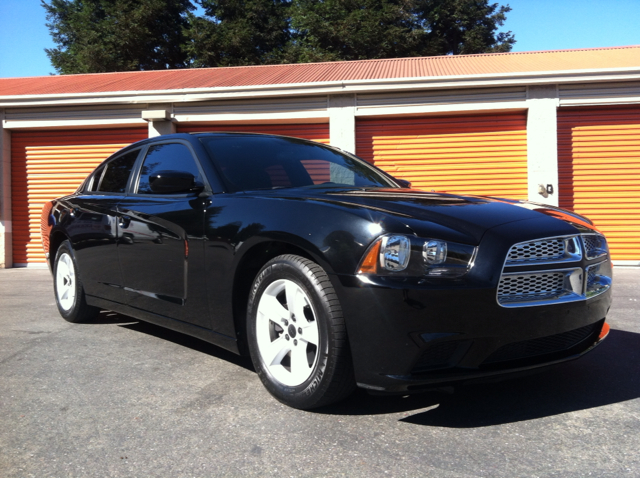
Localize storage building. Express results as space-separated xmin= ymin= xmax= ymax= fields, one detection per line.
xmin=1 ymin=45 xmax=639 ymax=267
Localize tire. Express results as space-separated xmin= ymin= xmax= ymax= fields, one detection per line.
xmin=247 ymin=254 xmax=355 ymax=409
xmin=53 ymin=240 xmax=100 ymax=323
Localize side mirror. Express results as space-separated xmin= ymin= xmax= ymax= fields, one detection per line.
xmin=149 ymin=170 xmax=203 ymax=194
xmin=395 ymin=178 xmax=411 ymax=189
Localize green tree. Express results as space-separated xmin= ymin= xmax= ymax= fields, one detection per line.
xmin=287 ymin=0 xmax=514 ymax=62
xmin=43 ymin=0 xmax=515 ymax=72
xmin=42 ymin=0 xmax=194 ymax=74
xmin=415 ymin=0 xmax=515 ymax=55
xmin=184 ymin=0 xmax=291 ymax=67
xmin=287 ymin=0 xmax=421 ymax=62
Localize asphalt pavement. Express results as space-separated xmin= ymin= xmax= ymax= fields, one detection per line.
xmin=1 ymin=267 xmax=639 ymax=477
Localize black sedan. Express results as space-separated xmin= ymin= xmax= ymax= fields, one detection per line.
xmin=41 ymin=132 xmax=613 ymax=409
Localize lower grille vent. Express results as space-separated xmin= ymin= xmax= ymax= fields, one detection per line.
xmin=411 ymin=342 xmax=461 ymax=374
xmin=482 ymin=322 xmax=601 ymax=366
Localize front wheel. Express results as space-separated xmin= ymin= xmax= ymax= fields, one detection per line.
xmin=247 ymin=255 xmax=355 ymax=409
xmin=53 ymin=240 xmax=99 ymax=323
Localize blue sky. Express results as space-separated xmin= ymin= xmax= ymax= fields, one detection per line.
xmin=0 ymin=0 xmax=638 ymax=78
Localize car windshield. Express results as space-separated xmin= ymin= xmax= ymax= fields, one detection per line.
xmin=199 ymin=134 xmax=398 ymax=191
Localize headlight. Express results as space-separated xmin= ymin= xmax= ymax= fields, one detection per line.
xmin=381 ymin=235 xmax=411 ymax=271
xmin=357 ymin=234 xmax=477 ymax=278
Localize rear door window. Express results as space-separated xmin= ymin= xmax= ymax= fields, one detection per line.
xmin=97 ymin=149 xmax=140 ymax=193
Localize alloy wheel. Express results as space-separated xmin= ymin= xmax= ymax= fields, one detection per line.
xmin=255 ymin=279 xmax=320 ymax=386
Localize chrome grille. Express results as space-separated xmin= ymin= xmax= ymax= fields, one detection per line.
xmin=498 ymin=233 xmax=612 ymax=308
xmin=587 ymin=264 xmax=597 ymax=286
xmin=505 ymin=236 xmax=581 ymax=266
xmin=498 ymin=272 xmax=566 ymax=303
xmin=582 ymin=234 xmax=608 ymax=260
xmin=586 ymin=262 xmax=612 ymax=298
xmin=506 ymin=239 xmax=565 ymax=264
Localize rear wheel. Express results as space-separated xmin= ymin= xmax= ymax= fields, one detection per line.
xmin=247 ymin=254 xmax=355 ymax=409
xmin=54 ymin=240 xmax=99 ymax=323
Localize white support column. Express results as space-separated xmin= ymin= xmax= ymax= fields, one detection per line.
xmin=148 ymin=119 xmax=177 ymax=137
xmin=142 ymin=104 xmax=176 ymax=137
xmin=329 ymin=94 xmax=356 ymax=154
xmin=526 ymin=85 xmax=560 ymax=206
xmin=0 ymin=110 xmax=12 ymax=268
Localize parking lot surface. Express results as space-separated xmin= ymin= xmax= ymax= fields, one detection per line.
xmin=1 ymin=267 xmax=639 ymax=477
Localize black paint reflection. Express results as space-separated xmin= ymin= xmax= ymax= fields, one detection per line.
xmin=117 ymin=196 xmax=210 ymax=328
xmin=63 ymin=197 xmax=124 ymax=303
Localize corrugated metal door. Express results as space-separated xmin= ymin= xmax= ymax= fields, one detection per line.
xmin=11 ymin=128 xmax=147 ymax=265
xmin=356 ymin=113 xmax=528 ymax=199
xmin=558 ymin=106 xmax=640 ymax=262
xmin=177 ymin=123 xmax=330 ymax=144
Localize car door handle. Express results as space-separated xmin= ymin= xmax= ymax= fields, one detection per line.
xmin=119 ymin=215 xmax=131 ymax=228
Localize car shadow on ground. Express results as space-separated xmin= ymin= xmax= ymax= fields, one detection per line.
xmin=316 ymin=329 xmax=640 ymax=427
xmin=91 ymin=310 xmax=255 ymax=372
xmin=90 ymin=310 xmax=640 ymax=426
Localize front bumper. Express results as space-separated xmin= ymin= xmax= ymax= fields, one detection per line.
xmin=332 ymin=273 xmax=612 ymax=394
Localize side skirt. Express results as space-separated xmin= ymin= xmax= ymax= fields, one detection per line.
xmin=86 ymin=295 xmax=240 ymax=355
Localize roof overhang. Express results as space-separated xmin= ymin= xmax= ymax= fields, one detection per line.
xmin=2 ymin=67 xmax=640 ymax=108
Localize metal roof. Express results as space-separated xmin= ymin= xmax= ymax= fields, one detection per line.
xmin=1 ymin=46 xmax=639 ymax=97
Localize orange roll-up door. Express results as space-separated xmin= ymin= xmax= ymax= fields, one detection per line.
xmin=558 ymin=106 xmax=640 ymax=262
xmin=177 ymin=123 xmax=330 ymax=144
xmin=356 ymin=113 xmax=528 ymax=199
xmin=11 ymin=128 xmax=147 ymax=265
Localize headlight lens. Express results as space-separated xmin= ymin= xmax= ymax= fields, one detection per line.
xmin=358 ymin=234 xmax=477 ymax=278
xmin=381 ymin=235 xmax=411 ymax=271
xmin=424 ymin=240 xmax=447 ymax=265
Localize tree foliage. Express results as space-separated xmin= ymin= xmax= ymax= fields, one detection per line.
xmin=415 ymin=0 xmax=515 ymax=55
xmin=42 ymin=0 xmax=194 ymax=73
xmin=42 ymin=0 xmax=515 ymax=73
xmin=185 ymin=0 xmax=290 ymax=67
xmin=287 ymin=0 xmax=421 ymax=62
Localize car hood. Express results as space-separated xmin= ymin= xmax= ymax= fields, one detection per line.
xmin=265 ymin=187 xmax=596 ymax=244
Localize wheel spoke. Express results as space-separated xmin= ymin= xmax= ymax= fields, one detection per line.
xmin=259 ymin=293 xmax=289 ymax=324
xmin=285 ymin=281 xmax=305 ymax=320
xmin=66 ymin=256 xmax=75 ymax=282
xmin=299 ymin=321 xmax=319 ymax=346
xmin=56 ymin=261 xmax=68 ymax=282
xmin=290 ymin=343 xmax=313 ymax=383
xmin=262 ymin=335 xmax=291 ymax=367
